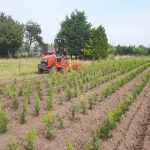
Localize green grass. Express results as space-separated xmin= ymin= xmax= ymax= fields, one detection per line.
xmin=0 ymin=57 xmax=40 ymax=80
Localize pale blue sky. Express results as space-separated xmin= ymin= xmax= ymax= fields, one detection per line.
xmin=0 ymin=0 xmax=150 ymax=46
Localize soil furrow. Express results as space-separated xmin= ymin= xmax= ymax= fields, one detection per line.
xmin=101 ymin=81 xmax=150 ymax=150
xmin=33 ymin=67 xmax=150 ymax=150
xmin=0 ymin=67 xmax=150 ymax=150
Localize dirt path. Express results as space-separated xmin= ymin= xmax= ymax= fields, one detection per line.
xmin=0 ymin=67 xmax=150 ymax=150
xmin=101 ymin=81 xmax=150 ymax=150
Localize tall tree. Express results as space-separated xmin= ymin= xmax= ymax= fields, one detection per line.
xmin=0 ymin=13 xmax=23 ymax=57
xmin=57 ymin=10 xmax=91 ymax=56
xmin=24 ymin=21 xmax=43 ymax=52
xmin=82 ymin=26 xmax=108 ymax=59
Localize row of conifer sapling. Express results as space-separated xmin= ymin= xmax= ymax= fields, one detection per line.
xmin=82 ymin=70 xmax=150 ymax=150
xmin=2 ymin=60 xmax=149 ymax=133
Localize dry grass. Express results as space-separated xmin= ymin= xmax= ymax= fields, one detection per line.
xmin=0 ymin=57 xmax=40 ymax=80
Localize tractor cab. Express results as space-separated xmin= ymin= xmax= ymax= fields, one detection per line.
xmin=54 ymin=38 xmax=68 ymax=61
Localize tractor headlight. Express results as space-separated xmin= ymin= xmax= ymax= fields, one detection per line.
xmin=41 ymin=59 xmax=48 ymax=64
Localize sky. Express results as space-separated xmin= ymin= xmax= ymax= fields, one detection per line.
xmin=0 ymin=0 xmax=150 ymax=46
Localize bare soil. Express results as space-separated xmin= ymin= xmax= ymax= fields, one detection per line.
xmin=101 ymin=80 xmax=150 ymax=150
xmin=0 ymin=67 xmax=150 ymax=150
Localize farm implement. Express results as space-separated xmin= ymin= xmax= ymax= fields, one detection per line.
xmin=38 ymin=38 xmax=82 ymax=74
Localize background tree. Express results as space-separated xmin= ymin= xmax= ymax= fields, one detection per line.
xmin=0 ymin=13 xmax=23 ymax=57
xmin=24 ymin=21 xmax=43 ymax=53
xmin=57 ymin=10 xmax=91 ymax=56
xmin=82 ymin=26 xmax=108 ymax=59
xmin=114 ymin=45 xmax=149 ymax=56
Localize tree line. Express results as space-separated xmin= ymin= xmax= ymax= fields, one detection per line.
xmin=108 ymin=45 xmax=150 ymax=56
xmin=0 ymin=10 xmax=149 ymax=58
xmin=0 ymin=12 xmax=43 ymax=57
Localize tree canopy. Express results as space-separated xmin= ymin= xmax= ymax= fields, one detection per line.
xmin=0 ymin=13 xmax=23 ymax=57
xmin=57 ymin=10 xmax=91 ymax=56
xmin=82 ymin=26 xmax=108 ymax=59
xmin=24 ymin=21 xmax=43 ymax=53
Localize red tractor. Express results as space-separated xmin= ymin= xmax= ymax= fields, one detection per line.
xmin=38 ymin=38 xmax=81 ymax=74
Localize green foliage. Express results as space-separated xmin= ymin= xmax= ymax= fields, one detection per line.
xmin=47 ymin=90 xmax=54 ymax=111
xmin=57 ymin=10 xmax=91 ymax=56
xmin=67 ymin=87 xmax=73 ymax=101
xmin=22 ymin=81 xmax=32 ymax=104
xmin=90 ymin=132 xmax=99 ymax=150
xmin=0 ymin=12 xmax=23 ymax=57
xmin=79 ymin=98 xmax=86 ymax=114
xmin=20 ymin=100 xmax=28 ymax=124
xmin=82 ymin=26 xmax=108 ymax=59
xmin=7 ymin=83 xmax=18 ymax=110
xmin=24 ymin=21 xmax=43 ymax=52
xmin=0 ymin=86 xmax=3 ymax=96
xmin=114 ymin=45 xmax=150 ymax=56
xmin=0 ymin=101 xmax=8 ymax=133
xmin=24 ymin=128 xmax=37 ymax=150
xmin=88 ymin=95 xmax=94 ymax=109
xmin=18 ymin=87 xmax=23 ymax=96
xmin=56 ymin=114 xmax=64 ymax=129
xmin=83 ymin=144 xmax=90 ymax=150
xmin=99 ymin=71 xmax=150 ymax=140
xmin=43 ymin=112 xmax=54 ymax=140
xmin=34 ymin=93 xmax=40 ymax=116
xmin=58 ymin=98 xmax=64 ymax=105
xmin=66 ymin=139 xmax=75 ymax=150
xmin=70 ymin=103 xmax=79 ymax=120
xmin=34 ymin=80 xmax=42 ymax=100
xmin=4 ymin=140 xmax=19 ymax=150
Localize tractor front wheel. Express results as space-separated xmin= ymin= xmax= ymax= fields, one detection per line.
xmin=38 ymin=68 xmax=44 ymax=74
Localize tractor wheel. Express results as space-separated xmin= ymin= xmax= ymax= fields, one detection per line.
xmin=61 ymin=59 xmax=69 ymax=72
xmin=49 ymin=65 xmax=57 ymax=74
xmin=38 ymin=68 xmax=44 ymax=74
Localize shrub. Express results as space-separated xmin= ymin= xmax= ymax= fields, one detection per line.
xmin=66 ymin=87 xmax=73 ymax=101
xmin=34 ymin=93 xmax=40 ymax=116
xmin=11 ymin=98 xmax=18 ymax=111
xmin=7 ymin=84 xmax=18 ymax=110
xmin=58 ymin=98 xmax=64 ymax=105
xmin=90 ymin=131 xmax=99 ymax=150
xmin=99 ymin=71 xmax=150 ymax=140
xmin=80 ymin=98 xmax=86 ymax=114
xmin=74 ymin=86 xmax=80 ymax=97
xmin=43 ymin=112 xmax=54 ymax=140
xmin=47 ymin=90 xmax=54 ymax=111
xmin=0 ymin=101 xmax=8 ymax=133
xmin=20 ymin=100 xmax=28 ymax=124
xmin=79 ymin=81 xmax=84 ymax=92
xmin=88 ymin=95 xmax=94 ymax=109
xmin=18 ymin=87 xmax=23 ymax=96
xmin=24 ymin=128 xmax=37 ymax=150
xmin=83 ymin=144 xmax=90 ymax=150
xmin=66 ymin=139 xmax=75 ymax=150
xmin=4 ymin=140 xmax=19 ymax=150
xmin=56 ymin=114 xmax=64 ymax=129
xmin=70 ymin=103 xmax=79 ymax=120
xmin=34 ymin=80 xmax=42 ymax=100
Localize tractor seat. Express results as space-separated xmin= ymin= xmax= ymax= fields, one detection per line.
xmin=56 ymin=56 xmax=63 ymax=62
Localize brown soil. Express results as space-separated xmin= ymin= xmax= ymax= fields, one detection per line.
xmin=0 ymin=67 xmax=150 ymax=150
xmin=101 ymin=81 xmax=150 ymax=150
